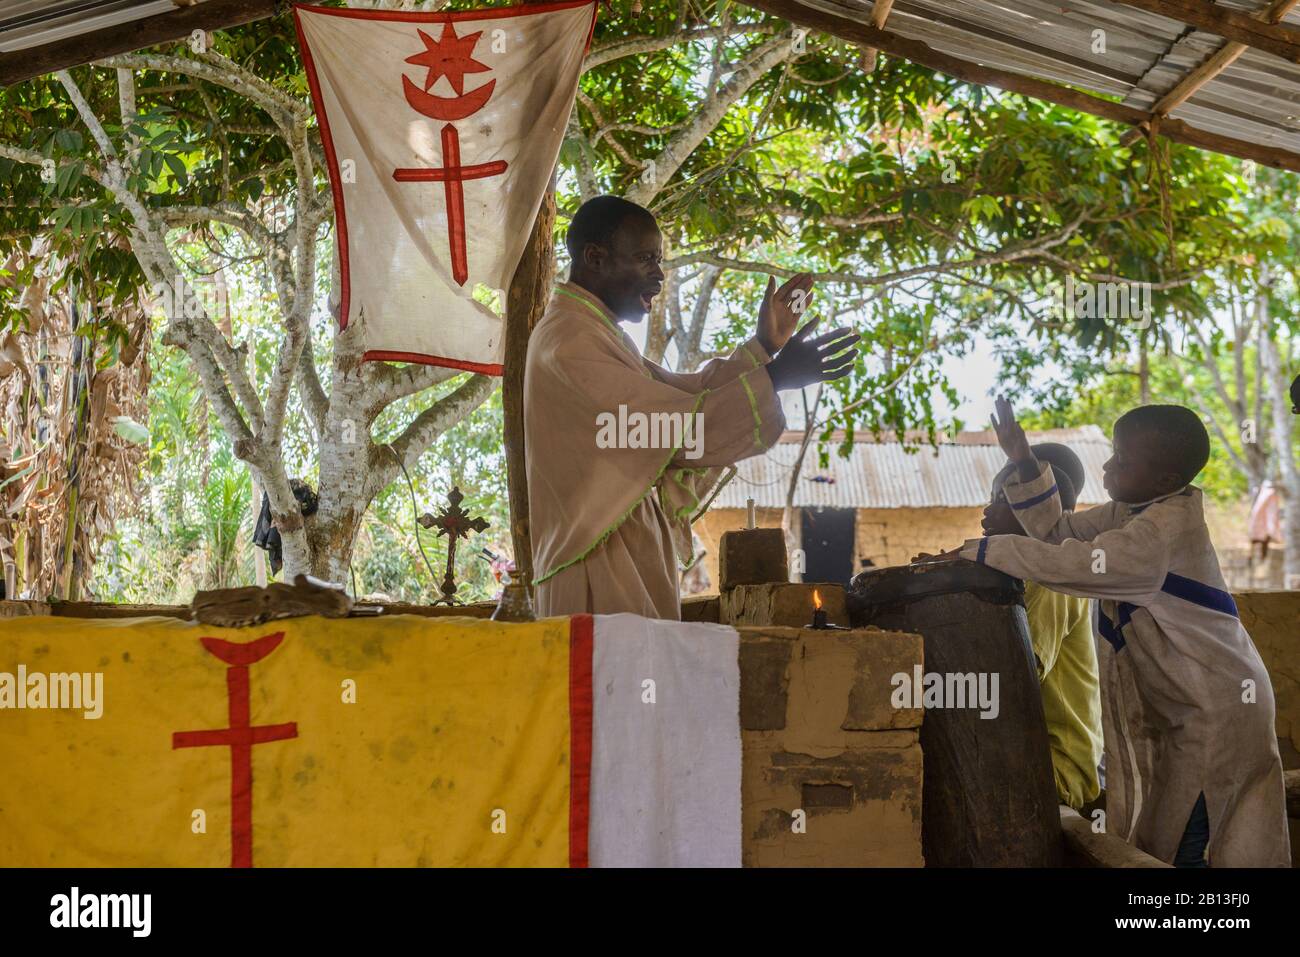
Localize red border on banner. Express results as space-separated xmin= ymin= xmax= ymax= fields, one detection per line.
xmin=292 ymin=1 xmax=599 ymax=374
xmin=363 ymin=350 xmax=504 ymax=375
xmin=568 ymin=614 xmax=594 ymax=868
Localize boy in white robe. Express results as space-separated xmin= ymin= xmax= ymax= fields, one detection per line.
xmin=938 ymin=398 xmax=1289 ymax=867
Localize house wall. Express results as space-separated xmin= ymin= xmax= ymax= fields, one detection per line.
xmin=698 ymin=503 xmax=1272 ymax=591
xmin=854 ymin=507 xmax=986 ymax=572
xmin=697 ymin=506 xmax=1001 ymax=588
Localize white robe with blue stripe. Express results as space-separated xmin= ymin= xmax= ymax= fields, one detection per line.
xmin=958 ymin=461 xmax=1290 ymax=867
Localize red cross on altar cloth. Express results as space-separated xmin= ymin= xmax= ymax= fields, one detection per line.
xmin=295 ymin=2 xmax=599 ymax=374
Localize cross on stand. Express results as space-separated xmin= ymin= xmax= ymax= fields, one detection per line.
xmin=419 ymin=486 xmax=490 ymax=605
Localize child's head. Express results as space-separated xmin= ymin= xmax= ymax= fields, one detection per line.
xmin=1290 ymin=373 xmax=1300 ymax=414
xmin=1103 ymin=405 xmax=1209 ymax=504
xmin=982 ymin=443 xmax=1083 ymax=536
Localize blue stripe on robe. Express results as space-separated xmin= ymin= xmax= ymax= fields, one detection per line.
xmin=1160 ymin=572 xmax=1239 ymax=618
xmin=1097 ymin=577 xmax=1234 ymax=655
xmin=1012 ymin=484 xmax=1058 ymax=510
xmin=1098 ymin=608 xmax=1126 ymax=651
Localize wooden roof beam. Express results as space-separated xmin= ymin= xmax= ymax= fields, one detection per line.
xmin=0 ymin=0 xmax=277 ymax=88
xmin=743 ymin=0 xmax=1300 ymax=172
xmin=1111 ymin=0 xmax=1300 ymax=65
xmin=1120 ymin=0 xmax=1300 ymax=146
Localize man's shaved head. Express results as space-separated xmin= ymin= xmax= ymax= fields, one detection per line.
xmin=566 ymin=195 xmax=657 ymax=263
xmin=564 ymin=195 xmax=664 ymax=322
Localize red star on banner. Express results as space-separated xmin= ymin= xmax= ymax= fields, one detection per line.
xmin=404 ymin=23 xmax=491 ymax=95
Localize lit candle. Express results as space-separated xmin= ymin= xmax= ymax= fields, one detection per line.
xmin=811 ymin=588 xmax=827 ymax=629
xmin=747 ymin=498 xmax=756 ymax=529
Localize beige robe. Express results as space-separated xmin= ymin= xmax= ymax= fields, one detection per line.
xmin=524 ymin=281 xmax=785 ymax=619
xmin=959 ymin=461 xmax=1290 ymax=866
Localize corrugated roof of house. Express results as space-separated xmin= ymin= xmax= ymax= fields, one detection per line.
xmin=713 ymin=424 xmax=1111 ymax=510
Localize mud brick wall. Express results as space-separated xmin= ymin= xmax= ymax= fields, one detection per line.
xmin=722 ymin=582 xmax=848 ymax=628
xmin=1234 ymin=591 xmax=1300 ymax=864
xmin=1234 ymin=592 xmax=1300 ymax=769
xmin=738 ymin=625 xmax=924 ymax=867
xmin=854 ymin=507 xmax=986 ymax=570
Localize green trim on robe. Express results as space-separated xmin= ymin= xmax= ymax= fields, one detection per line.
xmin=532 ymin=389 xmax=710 ymax=586
xmin=738 ymin=370 xmax=765 ymax=449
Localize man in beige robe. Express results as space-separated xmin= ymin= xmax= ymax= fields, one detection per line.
xmin=525 ymin=195 xmax=858 ymax=619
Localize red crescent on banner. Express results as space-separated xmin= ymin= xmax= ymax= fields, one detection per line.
xmin=401 ymin=74 xmax=496 ymax=121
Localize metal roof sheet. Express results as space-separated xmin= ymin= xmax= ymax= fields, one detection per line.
xmin=714 ymin=424 xmax=1112 ymax=509
xmin=791 ymin=0 xmax=1300 ymax=162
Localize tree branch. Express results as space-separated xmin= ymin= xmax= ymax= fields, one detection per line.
xmin=374 ymin=373 xmax=498 ymax=492
xmin=583 ymin=22 xmax=781 ymax=70
xmin=627 ymin=33 xmax=796 ymax=206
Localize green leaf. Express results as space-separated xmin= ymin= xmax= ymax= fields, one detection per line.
xmin=163 ymin=153 xmax=188 ymax=186
xmin=111 ymin=416 xmax=150 ymax=445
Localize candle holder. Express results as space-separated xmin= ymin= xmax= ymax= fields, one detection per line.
xmin=808 ymin=588 xmax=847 ymax=629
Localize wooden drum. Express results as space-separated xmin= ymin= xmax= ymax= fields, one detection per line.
xmin=847 ymin=560 xmax=1062 ymax=867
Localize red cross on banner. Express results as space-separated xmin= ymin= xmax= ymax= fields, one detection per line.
xmin=295 ymin=1 xmax=599 ymax=374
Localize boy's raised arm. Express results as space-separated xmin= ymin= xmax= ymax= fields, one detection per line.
xmin=958 ymin=516 xmax=1169 ymax=604
xmin=1003 ymin=460 xmax=1119 ymax=543
xmin=992 ymin=395 xmax=1119 ymax=542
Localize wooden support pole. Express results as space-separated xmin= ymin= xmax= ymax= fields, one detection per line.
xmin=502 ymin=0 xmax=564 ymax=590
xmin=858 ymin=0 xmax=895 ymax=73
xmin=503 ymin=184 xmax=556 ymax=590
xmin=1112 ymin=0 xmax=1300 ymax=65
xmin=743 ymin=0 xmax=1300 ymax=173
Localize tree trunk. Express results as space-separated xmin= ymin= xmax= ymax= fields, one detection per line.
xmin=504 ymin=178 xmax=557 ymax=589
xmin=1138 ymin=338 xmax=1151 ymax=404
xmin=1260 ymin=292 xmax=1300 ymax=588
xmin=500 ymin=0 xmax=564 ymax=590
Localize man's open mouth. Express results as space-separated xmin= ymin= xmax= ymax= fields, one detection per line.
xmin=640 ymin=287 xmax=660 ymax=309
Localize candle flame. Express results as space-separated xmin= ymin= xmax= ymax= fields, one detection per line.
xmin=813 ymin=589 xmax=822 ymax=610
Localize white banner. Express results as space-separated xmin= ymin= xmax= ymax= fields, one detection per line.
xmin=295 ymin=1 xmax=598 ymax=372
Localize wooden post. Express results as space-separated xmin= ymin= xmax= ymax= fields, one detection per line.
xmin=502 ymin=0 xmax=572 ymax=589
xmin=503 ymin=178 xmax=557 ymax=590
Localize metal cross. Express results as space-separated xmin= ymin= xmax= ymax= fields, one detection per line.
xmin=419 ymin=486 xmax=490 ymax=604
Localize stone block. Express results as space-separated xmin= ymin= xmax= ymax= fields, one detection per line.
xmin=680 ymin=594 xmax=720 ymax=623
xmin=736 ymin=624 xmax=926 ymax=866
xmin=742 ymin=730 xmax=924 ymax=867
xmin=0 ymin=600 xmax=50 ymax=619
xmin=721 ymin=582 xmax=847 ymax=628
xmin=719 ymin=528 xmax=788 ymax=590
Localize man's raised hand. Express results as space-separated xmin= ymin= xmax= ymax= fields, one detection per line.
xmin=765 ymin=316 xmax=859 ymax=392
xmin=757 ymin=272 xmax=814 ymax=355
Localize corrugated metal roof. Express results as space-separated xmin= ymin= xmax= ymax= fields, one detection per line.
xmin=713 ymin=425 xmax=1112 ymax=509
xmin=790 ymin=0 xmax=1300 ymax=162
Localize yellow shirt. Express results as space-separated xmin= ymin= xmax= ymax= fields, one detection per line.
xmin=1023 ymin=581 xmax=1104 ymax=809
